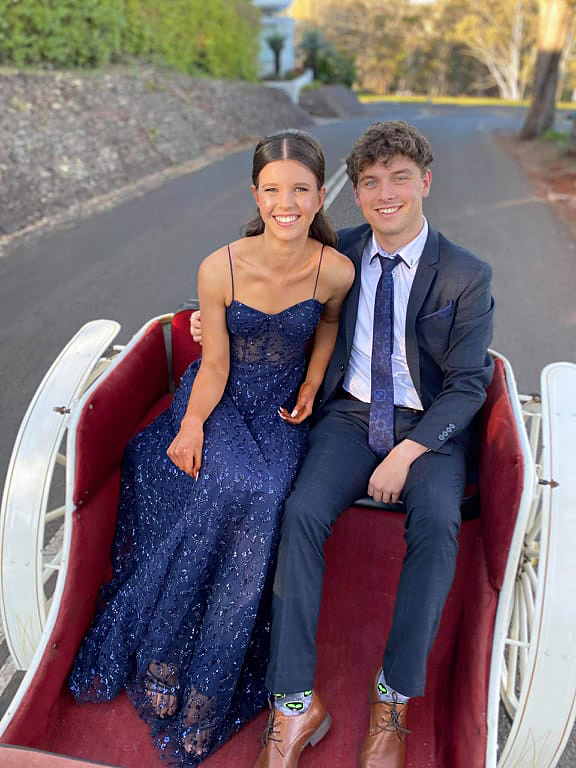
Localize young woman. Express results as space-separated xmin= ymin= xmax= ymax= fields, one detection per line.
xmin=69 ymin=129 xmax=354 ymax=764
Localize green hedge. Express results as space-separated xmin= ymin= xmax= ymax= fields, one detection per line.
xmin=123 ymin=0 xmax=258 ymax=79
xmin=0 ymin=0 xmax=259 ymax=78
xmin=0 ymin=0 xmax=125 ymax=68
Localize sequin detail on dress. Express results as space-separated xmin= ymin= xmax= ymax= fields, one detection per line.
xmin=69 ymin=298 xmax=323 ymax=765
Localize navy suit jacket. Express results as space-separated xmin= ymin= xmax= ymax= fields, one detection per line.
xmin=317 ymin=223 xmax=494 ymax=455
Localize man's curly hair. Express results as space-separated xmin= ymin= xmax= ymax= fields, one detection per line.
xmin=346 ymin=121 xmax=433 ymax=187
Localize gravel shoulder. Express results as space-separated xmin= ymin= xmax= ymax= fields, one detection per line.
xmin=497 ymin=132 xmax=576 ymax=241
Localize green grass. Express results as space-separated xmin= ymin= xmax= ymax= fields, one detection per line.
xmin=540 ymin=129 xmax=570 ymax=150
xmin=357 ymin=93 xmax=576 ymax=110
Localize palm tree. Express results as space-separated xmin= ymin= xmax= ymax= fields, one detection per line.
xmin=267 ymin=33 xmax=286 ymax=77
xmin=300 ymin=27 xmax=324 ymax=80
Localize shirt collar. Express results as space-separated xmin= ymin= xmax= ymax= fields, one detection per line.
xmin=367 ymin=218 xmax=429 ymax=269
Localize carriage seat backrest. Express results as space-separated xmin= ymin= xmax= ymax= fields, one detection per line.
xmin=478 ymin=357 xmax=524 ymax=590
xmin=169 ymin=310 xmax=524 ymax=594
xmin=171 ymin=309 xmax=201 ymax=388
xmin=73 ymin=320 xmax=170 ymax=505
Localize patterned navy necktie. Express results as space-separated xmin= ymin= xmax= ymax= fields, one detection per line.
xmin=369 ymin=254 xmax=402 ymax=458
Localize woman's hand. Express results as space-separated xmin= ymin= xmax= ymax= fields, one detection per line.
xmin=167 ymin=419 xmax=204 ymax=478
xmin=278 ymin=382 xmax=317 ymax=425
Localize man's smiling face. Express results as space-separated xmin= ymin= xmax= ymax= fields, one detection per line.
xmin=353 ymin=154 xmax=431 ymax=252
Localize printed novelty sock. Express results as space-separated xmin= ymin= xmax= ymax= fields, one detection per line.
xmin=273 ymin=690 xmax=313 ymax=716
xmin=376 ymin=668 xmax=410 ymax=704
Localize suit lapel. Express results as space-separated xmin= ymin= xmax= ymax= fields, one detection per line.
xmin=342 ymin=230 xmax=370 ymax=352
xmin=405 ymin=228 xmax=439 ymax=396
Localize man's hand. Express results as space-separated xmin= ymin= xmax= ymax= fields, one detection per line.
xmin=278 ymin=382 xmax=317 ymax=425
xmin=190 ymin=310 xmax=202 ymax=344
xmin=368 ymin=439 xmax=428 ymax=503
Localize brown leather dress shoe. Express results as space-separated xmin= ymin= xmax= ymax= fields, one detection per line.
xmin=253 ymin=692 xmax=332 ymax=768
xmin=359 ymin=670 xmax=410 ymax=768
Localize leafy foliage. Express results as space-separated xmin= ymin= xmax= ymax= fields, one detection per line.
xmin=292 ymin=0 xmax=576 ymax=100
xmin=0 ymin=0 xmax=259 ymax=78
xmin=300 ymin=27 xmax=357 ymax=87
xmin=0 ymin=0 xmax=125 ymax=68
xmin=123 ymin=0 xmax=259 ymax=79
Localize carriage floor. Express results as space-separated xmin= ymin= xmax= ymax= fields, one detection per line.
xmin=5 ymin=507 xmax=495 ymax=768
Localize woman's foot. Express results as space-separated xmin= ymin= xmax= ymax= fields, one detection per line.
xmin=143 ymin=661 xmax=179 ymax=718
xmin=181 ymin=686 xmax=217 ymax=757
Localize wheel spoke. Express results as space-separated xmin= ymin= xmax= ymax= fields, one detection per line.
xmin=501 ymin=580 xmax=521 ymax=716
xmin=517 ymin=578 xmax=529 ymax=682
xmin=520 ymin=570 xmax=535 ymax=627
xmin=42 ymin=549 xmax=62 ymax=583
xmin=45 ymin=505 xmax=66 ymax=523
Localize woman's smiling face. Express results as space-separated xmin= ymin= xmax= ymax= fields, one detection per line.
xmin=252 ymin=159 xmax=326 ymax=241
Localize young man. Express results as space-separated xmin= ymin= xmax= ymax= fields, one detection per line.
xmin=193 ymin=121 xmax=494 ymax=768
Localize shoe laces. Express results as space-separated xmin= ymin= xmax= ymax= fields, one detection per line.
xmin=261 ymin=699 xmax=282 ymax=745
xmin=376 ymin=692 xmax=411 ymax=738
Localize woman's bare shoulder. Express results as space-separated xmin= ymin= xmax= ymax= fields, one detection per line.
xmin=198 ymin=245 xmax=233 ymax=298
xmin=321 ymin=245 xmax=356 ymax=288
xmin=201 ymin=244 xmax=229 ymax=269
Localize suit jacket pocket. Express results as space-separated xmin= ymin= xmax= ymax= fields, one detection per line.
xmin=417 ymin=299 xmax=455 ymax=322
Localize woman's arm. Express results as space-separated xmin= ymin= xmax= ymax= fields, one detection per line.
xmin=280 ymin=249 xmax=355 ymax=424
xmin=167 ymin=251 xmax=230 ymax=477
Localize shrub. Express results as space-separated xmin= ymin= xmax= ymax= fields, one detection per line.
xmin=123 ymin=0 xmax=259 ymax=79
xmin=0 ymin=0 xmax=259 ymax=78
xmin=0 ymin=0 xmax=125 ymax=68
xmin=299 ymin=26 xmax=356 ymax=88
xmin=316 ymin=48 xmax=356 ymax=88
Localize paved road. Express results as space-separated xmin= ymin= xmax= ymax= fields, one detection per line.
xmin=1 ymin=103 xmax=575 ymax=764
xmin=2 ymin=104 xmax=576 ymax=482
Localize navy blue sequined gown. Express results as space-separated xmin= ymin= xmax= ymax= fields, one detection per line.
xmin=69 ymin=282 xmax=323 ymax=764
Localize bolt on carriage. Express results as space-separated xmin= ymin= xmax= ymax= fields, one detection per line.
xmin=0 ymin=306 xmax=575 ymax=767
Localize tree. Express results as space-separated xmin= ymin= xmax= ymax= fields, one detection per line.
xmin=300 ymin=27 xmax=325 ymax=79
xmin=521 ymin=0 xmax=575 ymax=138
xmin=319 ymin=0 xmax=408 ymax=94
xmin=449 ymin=0 xmax=538 ymax=100
xmin=267 ymin=33 xmax=285 ymax=77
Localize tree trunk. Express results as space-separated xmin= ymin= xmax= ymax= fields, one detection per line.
xmin=521 ymin=49 xmax=563 ymax=137
xmin=521 ymin=0 xmax=572 ymax=139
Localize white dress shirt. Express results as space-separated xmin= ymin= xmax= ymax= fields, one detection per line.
xmin=342 ymin=219 xmax=429 ymax=409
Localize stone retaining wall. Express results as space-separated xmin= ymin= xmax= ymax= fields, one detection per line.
xmin=0 ymin=68 xmax=314 ymax=236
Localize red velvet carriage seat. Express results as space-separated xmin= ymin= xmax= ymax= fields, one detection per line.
xmin=0 ymin=310 xmax=523 ymax=768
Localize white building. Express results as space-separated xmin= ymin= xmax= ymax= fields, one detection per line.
xmin=252 ymin=0 xmax=295 ymax=78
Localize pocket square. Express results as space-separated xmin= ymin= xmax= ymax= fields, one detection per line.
xmin=418 ymin=300 xmax=455 ymax=321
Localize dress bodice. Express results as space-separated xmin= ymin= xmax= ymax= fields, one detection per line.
xmin=226 ymin=299 xmax=323 ymax=368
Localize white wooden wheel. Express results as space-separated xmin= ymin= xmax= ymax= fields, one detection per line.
xmin=0 ymin=320 xmax=121 ymax=670
xmin=486 ymin=358 xmax=576 ymax=768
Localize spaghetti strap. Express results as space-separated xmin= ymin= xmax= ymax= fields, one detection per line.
xmin=227 ymin=245 xmax=235 ymax=301
xmin=312 ymin=244 xmax=325 ymax=299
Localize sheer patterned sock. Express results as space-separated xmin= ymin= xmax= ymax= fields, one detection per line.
xmin=181 ymin=686 xmax=216 ymax=756
xmin=376 ymin=669 xmax=409 ymax=704
xmin=273 ymin=690 xmax=313 ymax=716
